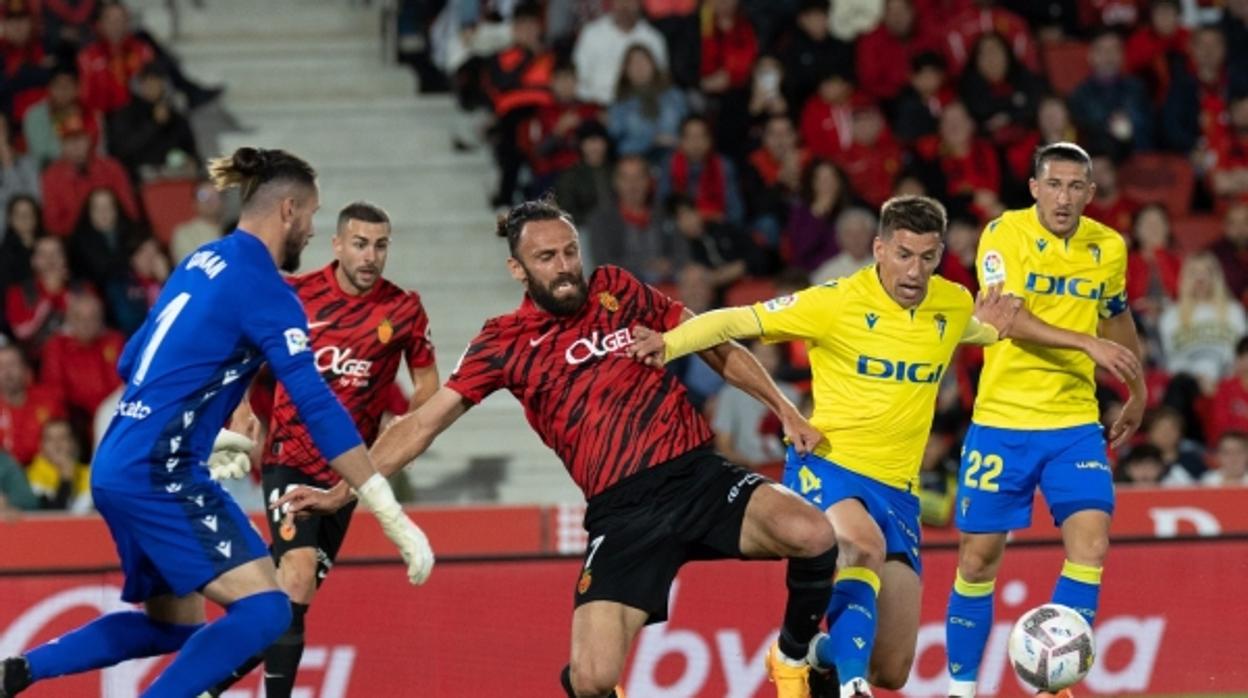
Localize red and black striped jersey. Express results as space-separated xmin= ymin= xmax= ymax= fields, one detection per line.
xmin=266 ymin=263 xmax=435 ymax=484
xmin=446 ymin=265 xmax=713 ymax=499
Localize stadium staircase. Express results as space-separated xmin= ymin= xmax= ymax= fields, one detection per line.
xmin=134 ymin=0 xmax=580 ymax=504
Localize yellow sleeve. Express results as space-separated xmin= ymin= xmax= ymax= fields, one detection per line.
xmin=663 ymin=306 xmax=763 ymax=362
xmin=1099 ymin=235 xmax=1129 ymax=318
xmin=976 ymin=218 xmax=1025 ymax=297
xmin=960 ymin=317 xmax=1000 ymax=346
xmin=751 ymin=284 xmax=840 ymax=343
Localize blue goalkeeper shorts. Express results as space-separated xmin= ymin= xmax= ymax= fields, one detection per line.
xmin=955 ymin=422 xmax=1115 ymax=534
xmin=783 ymin=446 xmax=923 ymax=574
xmin=93 ymin=480 xmax=269 ymax=602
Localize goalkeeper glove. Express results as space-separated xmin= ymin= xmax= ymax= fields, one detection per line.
xmin=207 ymin=429 xmax=254 ymax=481
xmin=355 ymin=474 xmax=434 ymax=585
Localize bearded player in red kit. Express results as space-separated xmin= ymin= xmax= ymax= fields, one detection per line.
xmin=204 ymin=201 xmax=439 ymax=698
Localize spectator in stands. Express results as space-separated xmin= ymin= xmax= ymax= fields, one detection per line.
xmin=1084 ymin=153 xmax=1140 ymax=237
xmin=1069 ymin=28 xmax=1155 ymax=160
xmin=0 ymin=447 xmax=37 ymax=515
xmin=1224 ymin=0 xmax=1248 ymax=79
xmin=959 ymin=32 xmax=1043 ymax=151
xmin=1124 ymin=0 xmax=1188 ymax=103
xmin=745 ymin=56 xmax=790 ymax=134
xmin=0 ymin=6 xmax=54 ymax=121
xmin=668 ymin=263 xmax=724 ymax=407
xmin=1161 ymin=26 xmax=1243 ymax=156
xmin=1127 ymin=204 xmax=1182 ymax=327
xmin=642 ymin=0 xmax=699 ymax=90
xmin=5 ymin=235 xmax=77 ymax=355
xmin=744 ymin=114 xmax=807 ymax=246
xmin=585 ymin=155 xmax=681 ymax=282
xmin=0 ymin=342 xmax=65 ymax=465
xmin=573 ymin=0 xmax=668 ymax=105
xmin=941 ymin=0 xmax=1038 ymax=76
xmin=912 ymin=100 xmax=1003 ymax=222
xmin=657 ymin=114 xmax=744 ymax=225
xmin=606 ymin=44 xmax=686 ymax=163
xmin=556 ymin=121 xmax=614 ymax=227
xmin=1203 ymin=431 xmax=1248 ymax=486
xmin=829 ymin=0 xmax=886 ymax=42
xmin=106 ymin=237 xmax=168 ymax=335
xmin=75 ymin=2 xmax=155 ymax=115
xmin=855 ymin=0 xmax=939 ymax=104
xmin=68 ymin=188 xmax=145 ymax=292
xmin=1115 ymin=443 xmax=1175 ymax=487
xmin=0 ymin=114 xmax=39 ymax=229
xmin=1211 ymin=337 xmax=1248 ymax=444
xmin=712 ymin=339 xmax=798 ymax=468
xmin=1210 ymin=202 xmax=1248 ymax=303
xmin=40 ymin=0 xmax=98 ymax=64
xmin=1209 ymin=94 xmax=1248 ymax=205
xmin=1144 ymin=405 xmax=1206 ymax=483
xmin=105 ymin=63 xmax=199 ymax=181
xmin=40 ymin=115 xmax=138 ymax=236
xmin=893 ymin=51 xmax=951 ymax=145
xmin=1005 ymin=96 xmax=1077 ymax=186
xmin=939 ymin=216 xmax=979 ymax=294
xmin=698 ymin=0 xmax=758 ymax=160
xmin=1159 ymin=252 xmax=1248 ymax=392
xmin=668 ymin=193 xmax=766 ymax=289
xmin=812 ymin=205 xmax=876 ymax=282
xmin=22 ymin=64 xmax=100 ymax=170
xmin=1081 ymin=0 xmax=1141 ymax=31
xmin=524 ymin=60 xmax=600 ymax=196
xmin=26 ymin=419 xmax=90 ymax=511
xmin=775 ymin=0 xmax=853 ymax=111
xmin=835 ymin=103 xmax=903 ymax=208
xmin=784 ymin=159 xmax=849 ymax=273
xmin=484 ymin=2 xmax=554 ymax=209
xmin=799 ymin=70 xmax=857 ymax=161
xmin=170 ymin=181 xmax=225 ymax=263
xmin=39 ymin=289 xmax=121 ymax=437
xmin=0 ymin=196 xmax=41 ymax=297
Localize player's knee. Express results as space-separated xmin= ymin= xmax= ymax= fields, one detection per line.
xmin=1067 ymin=533 xmax=1109 ymax=568
xmin=783 ymin=507 xmax=837 ymax=558
xmin=958 ymin=542 xmax=1004 ymax=581
xmin=569 ymin=658 xmax=621 ymax=697
xmin=236 ymin=589 xmax=292 ymax=645
xmin=278 ymin=549 xmax=319 ymax=602
xmin=837 ymin=526 xmax=885 ymax=571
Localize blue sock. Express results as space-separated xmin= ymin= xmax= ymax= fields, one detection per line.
xmin=1052 ymin=560 xmax=1103 ymax=626
xmin=945 ymin=571 xmax=995 ymax=687
xmin=25 ymin=611 xmax=200 ymax=681
xmin=143 ymin=590 xmax=291 ymax=698
xmin=814 ymin=567 xmax=880 ymax=682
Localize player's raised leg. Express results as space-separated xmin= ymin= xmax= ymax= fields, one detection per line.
xmin=946 ymin=531 xmax=1008 ymax=697
xmin=563 ymin=601 xmax=648 ymax=697
xmin=738 ymin=483 xmax=840 ymax=698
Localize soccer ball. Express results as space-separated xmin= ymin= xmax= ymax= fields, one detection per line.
xmin=1007 ymin=603 xmax=1096 ymax=692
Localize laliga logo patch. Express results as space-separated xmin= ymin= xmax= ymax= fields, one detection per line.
xmin=598 ymin=291 xmax=620 ymax=313
xmin=763 ymin=294 xmax=797 ymax=312
xmin=284 ymin=328 xmax=309 ymax=356
xmin=981 ymin=250 xmax=1006 ymax=285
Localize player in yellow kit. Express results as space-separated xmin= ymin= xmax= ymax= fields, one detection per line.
xmin=944 ymin=143 xmax=1146 ymax=698
xmin=628 ymin=196 xmax=1020 ymax=698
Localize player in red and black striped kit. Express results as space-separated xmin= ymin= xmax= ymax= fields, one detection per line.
xmin=207 ymin=202 xmax=439 ymax=698
xmin=279 ymin=198 xmax=841 ymax=698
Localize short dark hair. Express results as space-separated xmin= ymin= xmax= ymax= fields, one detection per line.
xmin=679 ymin=114 xmax=711 ymax=137
xmin=1033 ymin=142 xmax=1092 ymax=179
xmin=337 ymin=201 xmax=390 ymax=233
xmin=878 ymin=195 xmax=947 ymax=239
xmin=1122 ymin=443 xmax=1163 ymax=466
xmin=496 ymin=195 xmax=572 ymax=256
xmin=208 ymin=147 xmax=316 ymax=207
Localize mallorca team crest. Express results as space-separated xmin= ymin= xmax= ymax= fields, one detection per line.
xmin=378 ymin=317 xmax=394 ymax=344
xmin=598 ymin=292 xmax=620 ymax=313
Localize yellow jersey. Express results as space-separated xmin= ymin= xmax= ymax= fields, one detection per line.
xmin=973 ymin=206 xmax=1128 ymax=429
xmin=752 ymin=265 xmax=991 ymax=490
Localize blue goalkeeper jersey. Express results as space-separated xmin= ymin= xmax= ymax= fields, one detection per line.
xmin=92 ymin=230 xmax=363 ymax=492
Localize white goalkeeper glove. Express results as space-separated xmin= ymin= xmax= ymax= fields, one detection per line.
xmin=207 ymin=429 xmax=254 ymax=481
xmin=355 ymin=474 xmax=434 ymax=585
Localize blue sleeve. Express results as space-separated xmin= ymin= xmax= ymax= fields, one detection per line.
xmin=242 ymin=278 xmax=363 ymax=461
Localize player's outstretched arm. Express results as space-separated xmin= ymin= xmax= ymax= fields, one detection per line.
xmin=371 ymin=386 xmax=469 ymax=476
xmin=1098 ymin=312 xmax=1148 ymax=448
xmin=627 ymin=305 xmax=764 ymax=366
xmin=1001 ymin=306 xmax=1141 ymax=385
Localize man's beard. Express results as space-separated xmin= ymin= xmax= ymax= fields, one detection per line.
xmin=281 ymin=230 xmax=305 ymax=273
xmin=526 ymin=268 xmax=588 ymax=316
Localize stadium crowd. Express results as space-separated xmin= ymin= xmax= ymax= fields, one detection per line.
xmin=3 ymin=0 xmax=1248 ymax=520
xmin=0 ymin=0 xmax=232 ymax=515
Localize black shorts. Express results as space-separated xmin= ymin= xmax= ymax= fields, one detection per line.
xmin=263 ymin=466 xmax=357 ymax=587
xmin=574 ymin=447 xmax=769 ymax=624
